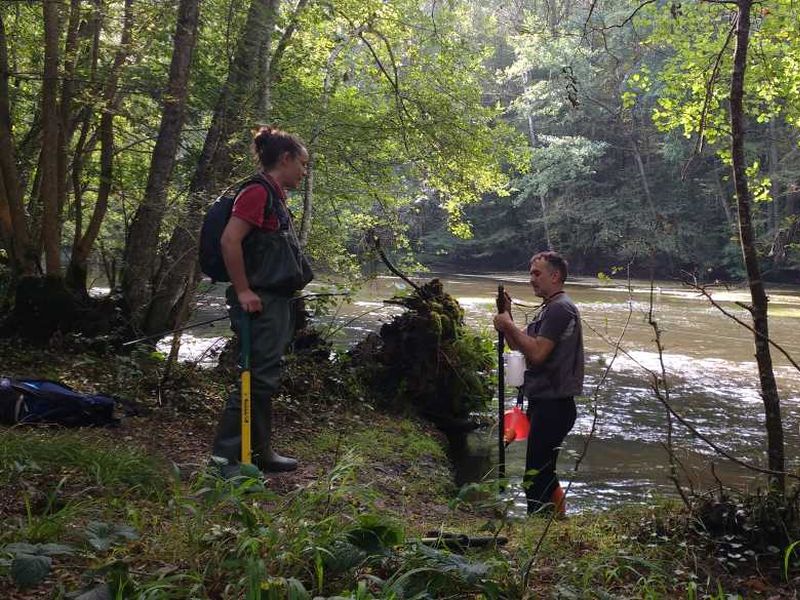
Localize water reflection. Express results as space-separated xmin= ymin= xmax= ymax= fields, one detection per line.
xmin=168 ymin=274 xmax=800 ymax=512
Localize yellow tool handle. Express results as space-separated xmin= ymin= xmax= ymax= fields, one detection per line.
xmin=240 ymin=313 xmax=252 ymax=465
xmin=241 ymin=370 xmax=251 ymax=464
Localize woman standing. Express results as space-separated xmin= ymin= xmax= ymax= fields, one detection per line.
xmin=211 ymin=126 xmax=311 ymax=475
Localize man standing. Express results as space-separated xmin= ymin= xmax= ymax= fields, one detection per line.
xmin=494 ymin=251 xmax=584 ymax=514
xmin=211 ymin=125 xmax=311 ymax=475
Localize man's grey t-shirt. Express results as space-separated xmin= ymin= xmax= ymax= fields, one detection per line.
xmin=523 ymin=292 xmax=584 ymax=399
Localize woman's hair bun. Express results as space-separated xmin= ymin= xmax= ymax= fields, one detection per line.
xmin=252 ymin=125 xmax=305 ymax=169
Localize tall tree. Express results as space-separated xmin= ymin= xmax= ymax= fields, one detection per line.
xmin=0 ymin=12 xmax=35 ymax=277
xmin=134 ymin=0 xmax=283 ymax=335
xmin=40 ymin=0 xmax=61 ymax=275
xmin=635 ymin=0 xmax=798 ymax=489
xmin=120 ymin=0 xmax=202 ymax=314
xmin=66 ymin=0 xmax=137 ymax=293
xmin=728 ymin=0 xmax=784 ymax=490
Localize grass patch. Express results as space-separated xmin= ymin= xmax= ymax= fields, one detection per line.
xmin=3 ymin=428 xmax=798 ymax=598
xmin=0 ymin=428 xmax=170 ymax=493
xmin=304 ymin=413 xmax=447 ymax=463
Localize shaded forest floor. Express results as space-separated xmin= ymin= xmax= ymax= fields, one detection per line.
xmin=1 ymin=339 xmax=799 ymax=598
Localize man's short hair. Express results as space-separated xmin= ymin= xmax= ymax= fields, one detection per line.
xmin=532 ymin=251 xmax=569 ymax=283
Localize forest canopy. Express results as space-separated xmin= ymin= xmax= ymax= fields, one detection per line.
xmin=1 ymin=0 xmax=799 ymax=336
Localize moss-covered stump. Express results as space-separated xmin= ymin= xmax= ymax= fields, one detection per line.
xmin=350 ymin=279 xmax=494 ymax=431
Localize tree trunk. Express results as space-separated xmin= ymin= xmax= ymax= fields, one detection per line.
xmin=629 ymin=136 xmax=657 ymax=219
xmin=714 ymin=167 xmax=735 ymax=231
xmin=141 ymin=0 xmax=280 ymax=335
xmin=68 ymin=0 xmax=103 ymax=262
xmin=299 ymin=156 xmax=313 ymax=247
xmin=767 ymin=119 xmax=780 ymax=236
xmin=730 ymin=0 xmax=784 ymax=491
xmin=66 ymin=0 xmax=136 ymax=295
xmin=267 ymin=0 xmax=308 ymax=91
xmin=0 ymin=13 xmax=35 ymax=276
xmin=41 ymin=0 xmax=62 ymax=275
xmin=539 ymin=195 xmax=552 ymax=250
xmin=256 ymin=0 xmax=281 ymax=118
xmin=522 ymin=73 xmax=550 ymax=249
xmin=298 ymin=24 xmax=364 ymax=248
xmin=120 ymin=0 xmax=200 ymax=316
xmin=58 ymin=0 xmax=83 ymax=230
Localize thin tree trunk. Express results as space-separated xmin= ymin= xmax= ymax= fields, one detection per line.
xmin=256 ymin=0 xmax=281 ymax=118
xmin=298 ymin=25 xmax=364 ymax=247
xmin=67 ymin=0 xmax=135 ymax=294
xmin=257 ymin=0 xmax=309 ymax=119
xmin=0 ymin=13 xmax=34 ymax=275
xmin=41 ymin=0 xmax=62 ymax=275
xmin=68 ymin=0 xmax=102 ymax=256
xmin=539 ymin=195 xmax=552 ymax=250
xmin=299 ymin=157 xmax=313 ymax=247
xmin=630 ymin=137 xmax=657 ymax=219
xmin=58 ymin=0 xmax=82 ymax=227
xmin=70 ymin=108 xmax=92 ymax=261
xmin=267 ymin=0 xmax=308 ymax=86
xmin=730 ymin=0 xmax=784 ymax=492
xmin=714 ymin=168 xmax=735 ymax=231
xmin=767 ymin=119 xmax=780 ymax=236
xmin=121 ymin=0 xmax=200 ymax=315
xmin=141 ymin=0 xmax=280 ymax=335
xmin=523 ymin=72 xmax=550 ymax=248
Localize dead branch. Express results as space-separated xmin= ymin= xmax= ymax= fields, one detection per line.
xmin=682 ymin=276 xmax=800 ymax=373
xmin=647 ymin=278 xmax=690 ymax=507
xmin=370 ymin=233 xmax=423 ymax=295
xmin=583 ymin=312 xmax=800 ymax=482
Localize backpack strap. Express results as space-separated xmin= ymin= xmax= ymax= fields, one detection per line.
xmin=236 ymin=174 xmax=282 ymax=227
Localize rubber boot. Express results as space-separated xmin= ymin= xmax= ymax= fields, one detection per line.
xmin=210 ymin=399 xmax=245 ymax=478
xmin=252 ymin=396 xmax=297 ymax=472
xmin=551 ymin=484 xmax=567 ymax=518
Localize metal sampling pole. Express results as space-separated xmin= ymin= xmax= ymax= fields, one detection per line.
xmin=497 ymin=285 xmax=506 ymax=484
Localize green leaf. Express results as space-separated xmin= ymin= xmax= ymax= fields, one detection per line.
xmin=785 ymin=540 xmax=800 ymax=582
xmin=86 ymin=521 xmax=139 ymax=552
xmin=38 ymin=543 xmax=75 ymax=556
xmin=3 ymin=542 xmax=39 ymax=555
xmin=11 ymin=554 xmax=52 ymax=588
xmin=238 ymin=463 xmax=263 ymax=479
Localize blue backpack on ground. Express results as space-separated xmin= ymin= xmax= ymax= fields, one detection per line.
xmin=198 ymin=174 xmax=274 ymax=282
xmin=0 ymin=377 xmax=119 ymax=427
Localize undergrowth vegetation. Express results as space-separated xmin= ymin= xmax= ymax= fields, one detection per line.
xmin=3 ymin=424 xmax=800 ymax=597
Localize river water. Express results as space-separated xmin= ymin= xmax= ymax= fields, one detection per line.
xmin=174 ymin=273 xmax=800 ymax=514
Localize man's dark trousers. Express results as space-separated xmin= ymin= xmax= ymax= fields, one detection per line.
xmin=524 ymin=396 xmax=576 ymax=514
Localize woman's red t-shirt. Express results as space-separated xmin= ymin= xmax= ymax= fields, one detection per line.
xmin=230 ymin=174 xmax=286 ymax=232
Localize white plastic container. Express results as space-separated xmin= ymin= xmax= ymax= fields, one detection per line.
xmin=504 ymin=351 xmax=526 ymax=387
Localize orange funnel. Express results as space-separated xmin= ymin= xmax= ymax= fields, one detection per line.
xmin=503 ymin=405 xmax=529 ymax=443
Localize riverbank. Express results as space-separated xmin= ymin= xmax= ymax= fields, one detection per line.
xmin=1 ymin=341 xmax=799 ymax=598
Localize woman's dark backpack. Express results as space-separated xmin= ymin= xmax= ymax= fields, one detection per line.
xmin=198 ymin=175 xmax=273 ymax=283
xmin=0 ymin=377 xmax=119 ymax=427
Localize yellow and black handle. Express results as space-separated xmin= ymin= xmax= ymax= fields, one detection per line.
xmin=240 ymin=313 xmax=252 ymax=465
